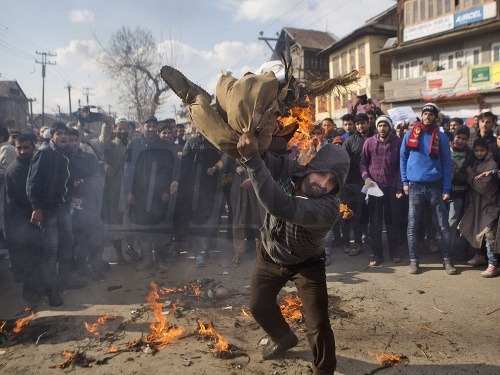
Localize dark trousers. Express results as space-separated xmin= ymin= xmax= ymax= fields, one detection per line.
xmin=368 ymin=187 xmax=405 ymax=261
xmin=249 ymin=246 xmax=336 ymax=375
xmin=42 ymin=205 xmax=74 ymax=291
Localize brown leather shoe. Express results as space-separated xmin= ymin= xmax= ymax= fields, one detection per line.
xmin=262 ymin=331 xmax=298 ymax=360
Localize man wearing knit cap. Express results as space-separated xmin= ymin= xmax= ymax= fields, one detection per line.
xmin=360 ymin=115 xmax=405 ymax=265
xmin=448 ymin=125 xmax=474 ymax=260
xmin=400 ymin=103 xmax=456 ymax=275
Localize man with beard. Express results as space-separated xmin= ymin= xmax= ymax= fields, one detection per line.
xmin=101 ymin=118 xmax=141 ymax=265
xmin=342 ymin=113 xmax=375 ymax=256
xmin=360 ymin=115 xmax=405 ymax=265
xmin=27 ymin=122 xmax=87 ymax=307
xmin=122 ymin=115 xmax=174 ymax=271
xmin=5 ymin=134 xmax=43 ymax=301
xmin=237 ymin=130 xmax=349 ymax=375
xmin=400 ymin=103 xmax=455 ymax=275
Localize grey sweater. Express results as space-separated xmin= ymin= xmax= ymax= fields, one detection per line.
xmin=243 ymin=145 xmax=350 ymax=265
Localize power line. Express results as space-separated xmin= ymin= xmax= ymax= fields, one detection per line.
xmin=302 ymin=0 xmax=351 ymax=29
xmin=284 ymin=0 xmax=329 ymax=27
xmin=260 ymin=0 xmax=305 ymax=32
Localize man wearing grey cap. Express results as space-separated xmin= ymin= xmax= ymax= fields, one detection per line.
xmin=400 ymin=103 xmax=456 ymax=275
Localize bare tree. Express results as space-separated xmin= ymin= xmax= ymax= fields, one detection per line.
xmin=96 ymin=26 xmax=168 ymax=121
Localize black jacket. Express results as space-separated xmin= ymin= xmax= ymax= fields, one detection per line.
xmin=343 ymin=130 xmax=375 ymax=185
xmin=27 ymin=141 xmax=71 ymax=210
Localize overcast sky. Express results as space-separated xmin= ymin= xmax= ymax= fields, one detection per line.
xmin=1 ymin=0 xmax=395 ymax=121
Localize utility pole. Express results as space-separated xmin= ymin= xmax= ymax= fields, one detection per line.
xmin=36 ymin=51 xmax=57 ymax=128
xmin=108 ymin=104 xmax=112 ymax=115
xmin=56 ymin=105 xmax=61 ymax=116
xmin=258 ymin=31 xmax=279 ymax=53
xmin=82 ymin=87 xmax=94 ymax=105
xmin=65 ymin=83 xmax=73 ymax=116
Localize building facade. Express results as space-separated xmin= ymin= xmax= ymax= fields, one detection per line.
xmin=381 ymin=0 xmax=500 ymax=124
xmin=0 ymin=81 xmax=30 ymax=131
xmin=317 ymin=6 xmax=398 ymax=120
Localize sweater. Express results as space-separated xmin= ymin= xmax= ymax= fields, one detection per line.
xmin=400 ymin=129 xmax=452 ymax=194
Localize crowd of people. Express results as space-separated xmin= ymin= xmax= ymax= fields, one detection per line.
xmin=300 ymin=105 xmax=499 ymax=279
xmin=0 ymin=103 xmax=498 ymax=308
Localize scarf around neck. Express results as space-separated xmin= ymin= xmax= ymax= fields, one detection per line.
xmin=406 ymin=122 xmax=440 ymax=156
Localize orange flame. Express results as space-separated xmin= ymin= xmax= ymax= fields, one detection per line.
xmin=146 ymin=282 xmax=185 ymax=349
xmin=278 ymin=102 xmax=314 ymax=153
xmin=340 ymin=203 xmax=354 ymax=220
xmin=280 ymin=294 xmax=303 ymax=323
xmin=370 ymin=350 xmax=404 ymax=366
xmin=0 ymin=320 xmax=6 ymax=333
xmin=108 ymin=346 xmax=118 ymax=353
xmin=83 ymin=315 xmax=117 ymax=337
xmin=241 ymin=307 xmax=251 ymax=317
xmin=12 ymin=311 xmax=35 ymax=333
xmin=197 ymin=320 xmax=230 ymax=353
xmin=161 ymin=281 xmax=202 ymax=296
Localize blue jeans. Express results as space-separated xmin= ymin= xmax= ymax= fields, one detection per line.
xmin=42 ymin=205 xmax=74 ymax=291
xmin=407 ymin=182 xmax=452 ymax=262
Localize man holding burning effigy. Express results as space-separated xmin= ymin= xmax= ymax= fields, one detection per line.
xmin=161 ymin=63 xmax=353 ymax=374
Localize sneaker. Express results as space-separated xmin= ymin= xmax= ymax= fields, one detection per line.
xmin=324 ymin=253 xmax=332 ymax=266
xmin=444 ymin=262 xmax=457 ymax=275
xmin=48 ymin=290 xmax=63 ymax=307
xmin=409 ymin=260 xmax=419 ymax=274
xmin=481 ymin=264 xmax=499 ymax=278
xmin=160 ymin=65 xmax=212 ymax=104
xmin=348 ymin=243 xmax=363 ymax=256
xmin=467 ymin=254 xmax=488 ymax=267
xmin=195 ymin=255 xmax=206 ymax=267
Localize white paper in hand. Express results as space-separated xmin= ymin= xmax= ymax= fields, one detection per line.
xmin=361 ymin=181 xmax=384 ymax=203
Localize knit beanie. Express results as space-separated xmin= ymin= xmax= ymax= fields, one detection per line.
xmin=375 ymin=115 xmax=393 ymax=129
xmin=453 ymin=124 xmax=470 ymax=139
xmin=422 ymin=103 xmax=439 ymax=117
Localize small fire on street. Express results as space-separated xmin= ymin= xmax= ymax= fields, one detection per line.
xmin=83 ymin=315 xmax=117 ymax=337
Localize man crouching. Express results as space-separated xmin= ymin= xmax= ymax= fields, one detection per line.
xmin=237 ymin=130 xmax=349 ymax=375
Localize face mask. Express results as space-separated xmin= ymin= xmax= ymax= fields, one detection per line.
xmin=116 ymin=132 xmax=129 ymax=140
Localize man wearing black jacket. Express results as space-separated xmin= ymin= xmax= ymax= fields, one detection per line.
xmin=342 ymin=113 xmax=375 ymax=256
xmin=5 ymin=134 xmax=43 ymax=302
xmin=27 ymin=122 xmax=86 ymax=307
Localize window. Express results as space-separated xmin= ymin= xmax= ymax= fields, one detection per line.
xmin=358 ymin=43 xmax=366 ymax=75
xmin=445 ymin=0 xmax=451 ymax=12
xmin=349 ymin=48 xmax=356 ymax=71
xmin=439 ymin=47 xmax=481 ymax=70
xmin=405 ymin=2 xmax=411 ymax=25
xmin=420 ymin=0 xmax=426 ymax=21
xmin=332 ymin=56 xmax=340 ymax=75
xmin=398 ymin=56 xmax=431 ymax=79
xmin=437 ymin=0 xmax=443 ymax=15
xmin=341 ymin=52 xmax=347 ymax=73
xmin=428 ymin=0 xmax=434 ymax=18
xmin=413 ymin=0 xmax=419 ymax=23
xmin=492 ymin=43 xmax=500 ymax=62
